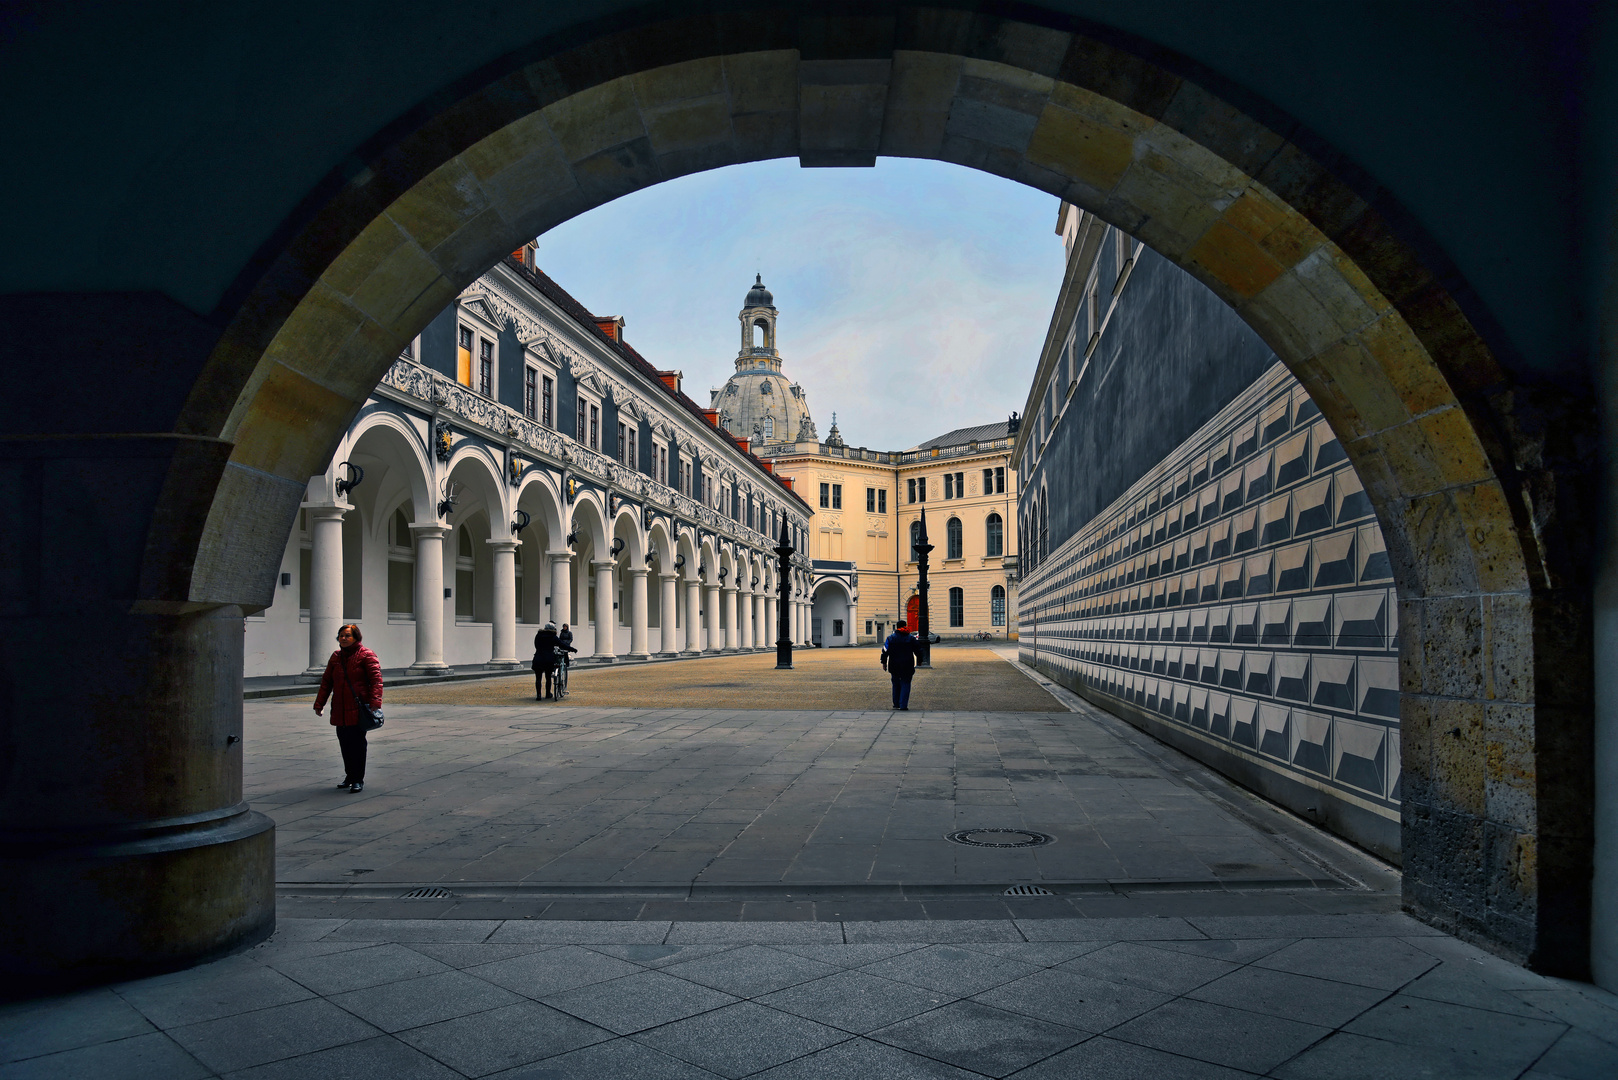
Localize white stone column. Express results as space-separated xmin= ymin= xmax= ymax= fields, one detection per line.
xmin=303 ymin=506 xmax=346 ymax=677
xmin=627 ymin=566 xmax=650 ymax=659
xmin=765 ymin=595 xmax=777 ymax=645
xmin=705 ymin=583 xmax=722 ymax=653
xmin=847 ymin=600 xmax=858 ymax=647
xmin=684 ymin=577 xmax=703 ymax=654
xmin=408 ymin=524 xmax=450 ymax=673
xmin=723 ymin=587 xmax=738 ymax=651
xmin=659 ymin=573 xmax=680 ymax=657
xmin=752 ymin=593 xmax=764 ymax=649
xmin=737 ymin=587 xmax=752 ymax=650
xmin=487 ymin=538 xmax=521 ymax=667
xmin=592 ymin=560 xmax=616 ymax=660
xmin=547 ymin=549 xmax=573 ymax=629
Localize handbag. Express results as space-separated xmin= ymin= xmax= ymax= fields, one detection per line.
xmin=340 ymin=662 xmax=385 ymax=732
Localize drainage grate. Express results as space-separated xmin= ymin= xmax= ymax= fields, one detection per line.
xmin=946 ymin=829 xmax=1056 ymax=849
xmin=400 ymin=887 xmax=454 ymax=900
xmin=1003 ymin=884 xmax=1055 ymax=896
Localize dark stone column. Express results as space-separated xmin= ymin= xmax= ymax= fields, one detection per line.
xmin=0 ymin=296 xmax=276 ymax=987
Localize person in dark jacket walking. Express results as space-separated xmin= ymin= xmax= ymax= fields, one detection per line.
xmin=533 ymin=621 xmax=573 ymax=700
xmin=881 ymin=622 xmax=920 ymax=710
xmin=314 ymin=623 xmax=383 ymax=792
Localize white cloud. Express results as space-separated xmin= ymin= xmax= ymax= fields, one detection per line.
xmin=534 ymin=158 xmax=1064 ymax=450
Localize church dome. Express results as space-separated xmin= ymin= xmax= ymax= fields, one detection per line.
xmin=744 ymin=274 xmax=775 ymax=309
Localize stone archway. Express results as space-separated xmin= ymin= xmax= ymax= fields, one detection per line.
xmin=11 ymin=7 xmax=1593 ymax=982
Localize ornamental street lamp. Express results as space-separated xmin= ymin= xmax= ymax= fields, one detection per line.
xmin=915 ymin=506 xmax=934 ymax=668
xmin=775 ymin=520 xmax=794 ymax=669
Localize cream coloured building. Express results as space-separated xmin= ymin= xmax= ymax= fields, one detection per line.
xmin=706 ymin=276 xmax=1020 ymax=646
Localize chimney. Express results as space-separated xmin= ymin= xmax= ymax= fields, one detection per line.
xmin=701 ymin=408 xmax=721 ymax=427
xmin=736 ymin=437 xmax=751 ymax=455
xmin=781 ymin=476 xmax=794 ymax=492
xmin=760 ymin=460 xmax=775 ymax=474
xmin=594 ymin=316 xmax=625 ymax=342
xmin=657 ymin=369 xmax=682 ymax=394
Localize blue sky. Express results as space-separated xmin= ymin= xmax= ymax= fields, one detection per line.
xmin=533 ymin=158 xmax=1066 ymax=451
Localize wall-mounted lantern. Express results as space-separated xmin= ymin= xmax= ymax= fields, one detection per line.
xmin=610 ymin=537 xmax=625 ymax=558
xmin=512 ymin=508 xmax=531 ymax=535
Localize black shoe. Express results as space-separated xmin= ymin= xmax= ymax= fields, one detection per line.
xmin=336 ymin=780 xmax=352 ymax=790
xmin=347 ymin=780 xmax=364 ymax=793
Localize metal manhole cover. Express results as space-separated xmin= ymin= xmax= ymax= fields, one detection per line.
xmin=946 ymin=829 xmax=1055 ymax=849
xmin=509 ymin=722 xmax=573 ymax=731
xmin=401 ymin=887 xmax=454 ymax=900
xmin=1003 ymin=884 xmax=1055 ymax=896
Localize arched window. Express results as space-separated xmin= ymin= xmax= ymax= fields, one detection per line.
xmin=986 ymin=513 xmax=1003 ymax=557
xmin=910 ymin=520 xmax=923 ymax=562
xmin=948 ymin=587 xmax=964 ymax=627
xmin=946 ymin=517 xmax=962 ymax=560
xmin=764 ymin=416 xmax=774 ymax=438
xmin=1039 ymin=496 xmax=1049 ymax=565
xmin=991 ymin=585 xmax=1006 ymax=626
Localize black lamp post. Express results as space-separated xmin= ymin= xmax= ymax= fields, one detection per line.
xmin=775 ymin=520 xmax=794 ymax=669
xmin=915 ymin=507 xmax=934 ymax=668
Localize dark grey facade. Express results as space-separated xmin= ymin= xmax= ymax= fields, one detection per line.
xmin=1016 ymin=207 xmax=1401 ymax=860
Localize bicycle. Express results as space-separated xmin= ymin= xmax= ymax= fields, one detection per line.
xmin=552 ymin=655 xmax=569 ymax=700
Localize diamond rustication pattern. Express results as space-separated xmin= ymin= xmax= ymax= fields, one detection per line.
xmin=1019 ymin=365 xmax=1399 ymax=825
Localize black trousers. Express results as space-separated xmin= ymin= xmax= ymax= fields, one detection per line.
xmin=336 ymin=724 xmax=368 ymax=782
xmin=535 ymin=665 xmax=558 ymax=698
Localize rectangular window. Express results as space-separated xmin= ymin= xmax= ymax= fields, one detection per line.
xmin=659 ymin=446 xmax=667 ymax=486
xmin=878 ymin=489 xmax=886 ymax=514
xmin=542 ymin=376 xmax=554 ymax=428
xmin=576 ymin=398 xmax=586 ymax=444
xmin=523 ymin=368 xmax=537 ymax=419
xmin=866 ymin=487 xmax=876 ymax=512
xmin=627 ymin=426 xmax=636 ymax=470
xmin=918 ymin=478 xmax=926 ymax=502
xmin=820 ymin=483 xmax=830 ymax=509
xmin=945 ymin=473 xmax=954 ymax=499
xmin=617 ymin=422 xmax=627 ymax=463
xmin=478 ymin=339 xmax=493 ymax=396
xmin=995 ymin=466 xmax=1005 ymax=494
xmin=907 ymin=478 xmax=917 ymax=504
xmin=831 ymin=484 xmax=842 ymax=510
xmin=456 ymin=326 xmax=473 ymax=387
xmin=589 ymin=405 xmax=599 ymax=450
xmin=949 ymin=587 xmax=964 ymax=627
xmin=684 ymin=463 xmax=692 ymax=497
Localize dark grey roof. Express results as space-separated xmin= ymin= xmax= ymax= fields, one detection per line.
xmin=744 ymin=273 xmax=775 ymax=309
xmin=916 ymin=420 xmax=1013 ymax=450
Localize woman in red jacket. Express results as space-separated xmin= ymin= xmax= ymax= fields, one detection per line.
xmin=314 ymin=623 xmax=383 ymax=793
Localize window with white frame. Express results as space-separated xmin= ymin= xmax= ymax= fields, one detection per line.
xmin=523 ymin=367 xmax=538 ymax=419
xmin=478 ymin=338 xmax=494 ymax=397
xmin=617 ymin=422 xmax=627 ymax=464
xmin=387 ymin=508 xmax=414 ymax=616
xmin=457 ymin=326 xmax=473 ymax=387
xmin=542 ymin=374 xmax=554 ymax=428
xmin=658 ymin=444 xmax=668 ymax=486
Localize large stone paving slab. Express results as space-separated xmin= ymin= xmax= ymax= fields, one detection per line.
xmin=7 ymin=918 xmax=1615 ymax=1079
xmin=247 ymin=682 xmax=1346 ymax=902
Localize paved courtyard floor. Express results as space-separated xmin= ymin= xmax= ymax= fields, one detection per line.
xmin=6 ymin=915 xmax=1615 ymax=1078
xmin=5 ymin=650 xmax=1615 ymax=1077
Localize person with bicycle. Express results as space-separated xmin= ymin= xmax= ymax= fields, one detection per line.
xmin=532 ymin=621 xmax=574 ymax=700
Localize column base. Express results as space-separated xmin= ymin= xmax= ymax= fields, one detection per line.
xmin=295 ymin=668 xmax=325 ymax=683
xmin=626 ymin=651 xmax=652 ymax=661
xmin=405 ymin=663 xmax=454 ymax=676
xmin=589 ymin=655 xmax=617 ymax=664
xmin=1 ymin=810 xmax=276 ymax=989
xmin=681 ymin=649 xmax=703 ymax=657
xmin=484 ymin=661 xmax=524 ymax=670
xmin=656 ymin=651 xmax=682 ymax=659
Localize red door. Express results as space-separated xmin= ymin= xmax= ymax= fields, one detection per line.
xmin=906 ymin=595 xmax=920 ymax=629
